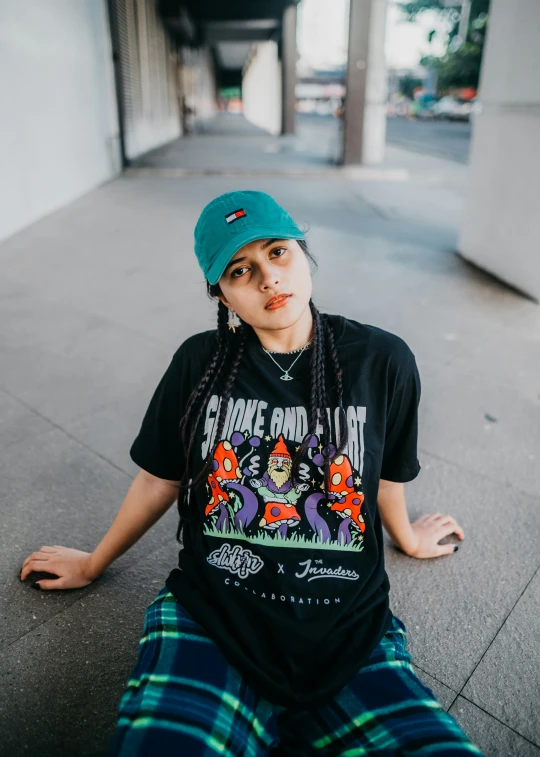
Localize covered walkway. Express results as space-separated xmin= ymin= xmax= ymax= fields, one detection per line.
xmin=1 ymin=120 xmax=540 ymax=756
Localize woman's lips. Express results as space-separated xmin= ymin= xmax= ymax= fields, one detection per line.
xmin=265 ymin=295 xmax=291 ymax=310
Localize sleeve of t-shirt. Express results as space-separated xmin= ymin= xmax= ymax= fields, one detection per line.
xmin=379 ymin=352 xmax=422 ymax=483
xmin=129 ymin=347 xmax=187 ymax=481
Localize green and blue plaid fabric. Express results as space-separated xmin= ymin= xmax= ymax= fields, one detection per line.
xmin=109 ymin=587 xmax=485 ymax=756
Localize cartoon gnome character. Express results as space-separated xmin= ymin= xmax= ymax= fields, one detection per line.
xmin=250 ymin=434 xmax=309 ymax=534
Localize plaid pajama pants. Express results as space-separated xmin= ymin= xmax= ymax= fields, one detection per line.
xmin=109 ymin=587 xmax=485 ymax=756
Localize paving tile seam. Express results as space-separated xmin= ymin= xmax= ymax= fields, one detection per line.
xmin=0 ymin=423 xmax=55 ymax=453
xmin=409 ymin=665 xmax=459 ymax=712
xmin=0 ymin=397 xmax=135 ymax=484
xmin=50 ymin=429 xmax=138 ymax=482
xmin=454 ymin=694 xmax=540 ymax=750
xmin=0 ymin=384 xmax=57 ymax=422
xmin=410 ymin=662 xmax=459 ymax=711
xmin=0 ymin=579 xmax=105 ymax=653
xmin=456 ymin=561 xmax=540 ymax=707
xmin=50 ymin=302 xmax=179 ymax=353
xmin=345 ymin=188 xmax=392 ymax=221
xmin=446 ymin=693 xmax=460 ymax=713
xmin=412 ymin=662 xmax=458 ymax=691
xmin=0 ymin=289 xmax=177 ymax=354
xmin=54 ymin=387 xmax=160 ymax=428
xmin=417 ymin=445 xmax=540 ymax=504
xmin=12 ymin=421 xmax=133 ymax=480
xmin=2 ymin=545 xmax=175 ymax=652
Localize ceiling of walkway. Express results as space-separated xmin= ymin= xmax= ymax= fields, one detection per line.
xmin=159 ymin=0 xmax=300 ymax=84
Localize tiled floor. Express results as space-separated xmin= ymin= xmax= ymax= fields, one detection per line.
xmin=1 ymin=116 xmax=539 ymax=756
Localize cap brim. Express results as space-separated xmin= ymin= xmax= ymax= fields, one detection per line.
xmin=206 ymin=228 xmax=306 ymax=286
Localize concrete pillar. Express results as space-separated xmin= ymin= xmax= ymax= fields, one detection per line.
xmin=458 ymin=0 xmax=540 ymax=302
xmin=281 ymin=4 xmax=297 ymax=135
xmin=243 ymin=41 xmax=282 ymax=135
xmin=342 ymin=0 xmax=388 ymax=165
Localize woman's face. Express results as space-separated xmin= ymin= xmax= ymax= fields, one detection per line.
xmin=217 ymin=238 xmax=312 ymax=332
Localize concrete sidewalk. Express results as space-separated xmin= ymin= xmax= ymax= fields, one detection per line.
xmin=1 ymin=116 xmax=540 ymax=756
xmin=130 ymin=111 xmax=342 ymax=172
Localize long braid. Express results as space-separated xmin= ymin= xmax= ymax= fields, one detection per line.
xmin=176 ymin=303 xmax=238 ymax=540
xmin=205 ymin=325 xmax=247 ymax=462
xmin=179 ymin=301 xmax=229 ymax=479
xmin=291 ymin=301 xmax=343 ymax=500
xmin=322 ymin=313 xmax=347 ymax=455
xmin=313 ymin=304 xmax=333 ymax=496
xmin=292 ymin=307 xmax=321 ymax=482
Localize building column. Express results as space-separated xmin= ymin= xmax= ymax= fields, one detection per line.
xmin=342 ymin=0 xmax=388 ymax=165
xmin=281 ymin=4 xmax=297 ymax=135
xmin=458 ymin=0 xmax=540 ymax=302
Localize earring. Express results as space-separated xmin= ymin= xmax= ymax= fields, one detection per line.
xmin=228 ymin=310 xmax=240 ymax=333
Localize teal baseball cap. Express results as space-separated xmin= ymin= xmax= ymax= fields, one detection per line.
xmin=194 ymin=190 xmax=305 ymax=285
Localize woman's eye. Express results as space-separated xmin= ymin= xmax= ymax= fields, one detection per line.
xmin=231 ymin=247 xmax=287 ymax=279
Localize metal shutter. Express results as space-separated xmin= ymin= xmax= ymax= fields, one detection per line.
xmin=111 ymin=0 xmax=180 ymax=160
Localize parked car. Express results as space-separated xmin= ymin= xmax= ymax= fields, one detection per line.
xmin=432 ymin=96 xmax=474 ymax=121
xmin=452 ymin=98 xmax=474 ymax=121
xmin=386 ymin=98 xmax=412 ymax=117
xmin=414 ymin=93 xmax=438 ymax=119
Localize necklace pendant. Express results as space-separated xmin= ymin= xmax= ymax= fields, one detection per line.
xmin=280 ymin=373 xmax=293 ymax=381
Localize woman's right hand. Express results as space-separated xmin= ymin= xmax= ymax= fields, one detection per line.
xmin=20 ymin=545 xmax=99 ymax=590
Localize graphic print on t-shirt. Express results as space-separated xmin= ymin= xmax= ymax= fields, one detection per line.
xmin=201 ymin=395 xmax=367 ymax=552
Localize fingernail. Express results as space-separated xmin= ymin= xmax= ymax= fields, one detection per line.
xmin=453 ymin=545 xmax=459 ymax=552
xmin=31 ymin=581 xmax=41 ymax=590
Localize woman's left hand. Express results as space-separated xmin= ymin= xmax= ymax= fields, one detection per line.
xmin=404 ymin=513 xmax=465 ymax=558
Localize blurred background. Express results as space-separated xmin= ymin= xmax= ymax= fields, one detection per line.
xmin=1 ymin=0 xmax=538 ymax=301
xmin=1 ymin=2 xmax=540 ymax=756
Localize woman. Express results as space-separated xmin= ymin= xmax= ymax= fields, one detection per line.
xmin=20 ymin=190 xmax=483 ymax=755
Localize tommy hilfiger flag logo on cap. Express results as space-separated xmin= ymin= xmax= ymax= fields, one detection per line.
xmin=225 ymin=208 xmax=246 ymax=225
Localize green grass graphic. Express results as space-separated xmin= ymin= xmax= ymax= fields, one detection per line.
xmin=202 ymin=521 xmax=365 ymax=552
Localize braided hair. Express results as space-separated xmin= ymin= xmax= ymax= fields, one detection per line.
xmin=175 ymin=240 xmax=348 ymax=543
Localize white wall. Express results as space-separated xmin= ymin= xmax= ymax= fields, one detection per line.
xmin=242 ymin=41 xmax=282 ymax=135
xmin=0 ymin=0 xmax=122 ymax=242
xmin=458 ymin=0 xmax=540 ymax=301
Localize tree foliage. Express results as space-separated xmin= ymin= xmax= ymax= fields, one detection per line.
xmin=398 ymin=0 xmax=490 ymax=90
xmin=399 ymin=0 xmax=489 ymax=24
xmin=398 ymin=75 xmax=424 ymax=99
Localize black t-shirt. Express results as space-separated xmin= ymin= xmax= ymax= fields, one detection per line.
xmin=129 ymin=314 xmax=421 ymax=708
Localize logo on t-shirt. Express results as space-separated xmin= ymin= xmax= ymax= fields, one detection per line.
xmin=294 ymin=558 xmax=359 ymax=582
xmin=207 ymin=543 xmax=264 ymax=578
xmin=202 ymin=416 xmax=367 ymax=553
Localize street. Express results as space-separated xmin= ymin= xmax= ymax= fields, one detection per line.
xmin=294 ymin=113 xmax=472 ymax=165
xmin=386 ymin=116 xmax=472 ymax=164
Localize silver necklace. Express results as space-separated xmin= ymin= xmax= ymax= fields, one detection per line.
xmin=265 ymin=342 xmax=311 ymax=355
xmin=262 ymin=341 xmax=311 ymax=381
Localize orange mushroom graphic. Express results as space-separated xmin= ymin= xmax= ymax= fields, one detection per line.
xmin=206 ymin=440 xmax=241 ymax=516
xmin=327 ymin=454 xmax=366 ymax=533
